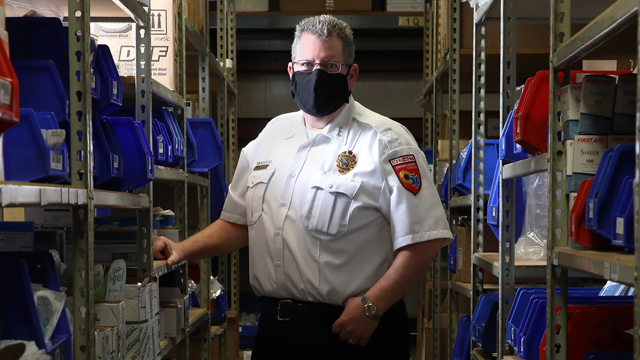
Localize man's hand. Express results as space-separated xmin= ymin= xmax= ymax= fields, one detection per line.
xmin=153 ymin=236 xmax=184 ymax=267
xmin=331 ymin=296 xmax=379 ymax=346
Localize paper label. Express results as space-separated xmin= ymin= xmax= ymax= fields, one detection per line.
xmin=589 ymin=201 xmax=594 ymax=219
xmin=569 ymin=192 xmax=578 ymax=212
xmin=614 ymin=74 xmax=637 ymax=115
xmin=50 ymin=150 xmax=64 ymax=171
xmin=553 ymin=251 xmax=558 ymax=266
xmin=604 ymin=262 xmax=611 ymax=279
xmin=580 ymin=75 xmax=616 ymax=117
xmin=106 ymin=259 xmax=127 ymax=301
xmin=616 ymin=217 xmax=624 ymax=235
xmin=565 ymin=140 xmax=574 ymax=176
xmin=158 ymin=141 xmax=164 ymax=155
xmin=92 ymin=74 xmax=96 ymax=89
xmin=113 ymin=154 xmax=120 ymax=169
xmin=113 ymin=80 xmax=119 ymax=96
xmin=457 ymin=248 xmax=463 ymax=270
xmin=573 ymin=135 xmax=607 ymax=174
xmin=0 ymin=80 xmax=11 ymax=105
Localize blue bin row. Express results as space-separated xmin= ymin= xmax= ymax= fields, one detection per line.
xmin=462 ymin=287 xmax=633 ymax=360
xmin=583 ymin=144 xmax=635 ymax=251
xmin=0 ymin=252 xmax=72 ymax=360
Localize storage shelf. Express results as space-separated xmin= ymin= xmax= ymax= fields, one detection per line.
xmin=153 ymin=260 xmax=186 ymax=277
xmin=151 ymin=79 xmax=185 ymax=109
xmin=553 ymin=0 xmax=638 ymax=67
xmin=214 ymin=13 xmax=429 ymax=29
xmin=154 ymin=166 xmax=210 ymax=187
xmin=473 ymin=253 xmax=547 ymax=278
xmin=0 ymin=183 xmax=149 ymax=208
xmin=160 ymin=307 xmax=210 ymax=357
xmin=472 ymin=347 xmax=494 ymax=360
xmin=423 ymin=53 xmax=450 ymax=96
xmin=185 ymin=19 xmax=208 ymax=56
xmin=502 ymin=154 xmax=548 ymax=180
xmin=449 ymin=194 xmax=473 ymax=209
xmin=110 ymin=0 xmax=148 ymax=25
xmin=60 ymin=0 xmax=148 ymax=24
xmin=451 ymin=280 xmax=472 ymax=298
xmin=211 ymin=322 xmax=227 ymax=341
xmin=553 ymin=247 xmax=635 ymax=286
xmin=226 ymin=78 xmax=238 ymax=96
xmin=208 ymin=52 xmax=227 ymax=80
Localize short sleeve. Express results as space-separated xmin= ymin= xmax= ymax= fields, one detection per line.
xmin=220 ymin=149 xmax=251 ymax=225
xmin=379 ymin=145 xmax=453 ymax=251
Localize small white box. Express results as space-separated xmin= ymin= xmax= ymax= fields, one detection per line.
xmin=158 ymin=228 xmax=180 ymax=243
xmin=572 ymin=135 xmax=608 ymax=174
xmin=96 ymin=301 xmax=126 ymax=327
xmin=160 ymin=287 xmax=187 ymax=329
xmin=607 ymin=135 xmax=635 ymax=149
xmin=24 ymin=207 xmax=72 ymax=226
xmin=96 ymin=327 xmax=113 ymax=360
xmin=614 ymin=74 xmax=637 ymax=116
xmin=125 ymin=280 xmax=158 ymax=360
xmin=386 ymin=3 xmax=425 ymax=11
xmin=560 ymin=83 xmax=582 ymax=122
xmin=160 ymin=302 xmax=184 ymax=338
xmin=569 ymin=192 xmax=578 ymax=212
xmin=0 ymin=221 xmax=34 ymax=252
xmin=580 ymin=75 xmax=617 ymax=118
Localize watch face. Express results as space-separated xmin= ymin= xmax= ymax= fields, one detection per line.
xmin=364 ymin=304 xmax=377 ymax=317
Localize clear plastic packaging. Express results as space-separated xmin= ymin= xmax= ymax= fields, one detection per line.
xmin=30 ymin=284 xmax=66 ymax=344
xmin=515 ymin=172 xmax=549 ymax=260
xmin=0 ymin=340 xmax=52 ymax=360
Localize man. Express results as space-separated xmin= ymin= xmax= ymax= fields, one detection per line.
xmin=153 ymin=14 xmax=451 ymax=359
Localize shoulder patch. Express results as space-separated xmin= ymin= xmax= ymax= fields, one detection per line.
xmin=389 ymin=155 xmax=421 ymax=196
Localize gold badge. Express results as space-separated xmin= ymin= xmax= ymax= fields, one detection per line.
xmin=336 ymin=150 xmax=357 ymax=175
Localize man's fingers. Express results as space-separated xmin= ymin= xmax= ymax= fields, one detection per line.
xmin=331 ymin=320 xmax=342 ymax=334
xmin=152 ymin=238 xmax=167 ymax=260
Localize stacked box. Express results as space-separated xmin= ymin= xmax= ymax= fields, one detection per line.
xmin=386 ymin=0 xmax=425 ymax=12
xmin=124 ymin=280 xmax=160 ymax=360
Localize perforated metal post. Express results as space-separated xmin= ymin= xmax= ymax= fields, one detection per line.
xmin=470 ymin=8 xmax=486 ymax=358
xmin=634 ymin=8 xmax=640 ymax=360
xmin=498 ymin=0 xmax=517 ymax=357
xmin=68 ymin=0 xmax=95 ymax=359
xmin=547 ymin=1 xmax=570 ymax=359
xmin=136 ymin=9 xmax=153 ymax=276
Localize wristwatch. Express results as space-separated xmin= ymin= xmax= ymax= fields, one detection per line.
xmin=361 ymin=293 xmax=381 ymax=319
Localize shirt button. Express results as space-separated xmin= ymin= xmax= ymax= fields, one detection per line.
xmin=328 ymin=184 xmax=333 ymax=189
xmin=280 ymin=201 xmax=286 ymax=206
xmin=275 ymin=231 xmax=280 ymax=236
xmin=290 ymin=172 xmax=296 ymax=178
xmin=275 ymin=262 xmax=281 ymax=268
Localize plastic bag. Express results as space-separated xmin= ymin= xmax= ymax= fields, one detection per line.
xmin=31 ymin=284 xmax=66 ymax=344
xmin=515 ymin=172 xmax=549 ymax=260
xmin=0 ymin=340 xmax=51 ymax=360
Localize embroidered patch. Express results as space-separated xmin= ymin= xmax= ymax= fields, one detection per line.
xmin=253 ymin=160 xmax=272 ymax=171
xmin=389 ymin=155 xmax=421 ymax=196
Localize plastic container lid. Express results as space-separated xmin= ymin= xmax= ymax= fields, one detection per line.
xmin=187 ymin=118 xmax=223 ymax=173
xmin=4 ymin=109 xmax=68 ymax=183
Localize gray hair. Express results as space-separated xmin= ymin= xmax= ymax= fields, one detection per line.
xmin=291 ymin=15 xmax=355 ymax=65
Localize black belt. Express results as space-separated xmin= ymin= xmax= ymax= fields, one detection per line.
xmin=263 ymin=297 xmax=344 ymax=322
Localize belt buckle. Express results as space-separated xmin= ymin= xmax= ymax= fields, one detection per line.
xmin=277 ymin=300 xmax=292 ymax=321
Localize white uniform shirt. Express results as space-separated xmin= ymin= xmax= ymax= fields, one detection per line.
xmin=220 ymin=98 xmax=452 ymax=305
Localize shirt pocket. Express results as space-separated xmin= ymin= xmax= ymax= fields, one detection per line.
xmin=300 ymin=172 xmax=362 ymax=236
xmin=246 ymin=167 xmax=276 ymax=225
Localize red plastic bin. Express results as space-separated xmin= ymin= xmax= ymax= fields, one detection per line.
xmin=514 ymin=71 xmax=549 ymax=155
xmin=569 ymin=178 xmax=611 ymax=250
xmin=0 ymin=39 xmax=20 ymax=133
xmin=539 ymin=305 xmax=633 ymax=360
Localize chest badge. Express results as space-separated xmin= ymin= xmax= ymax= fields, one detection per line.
xmin=336 ymin=150 xmax=357 ymax=175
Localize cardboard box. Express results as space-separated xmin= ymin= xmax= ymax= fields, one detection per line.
xmin=580 ymin=75 xmax=617 ymax=118
xmin=570 ymin=135 xmax=608 ymax=175
xmin=424 ymin=314 xmax=448 ymax=360
xmin=96 ymin=301 xmax=126 ymax=327
xmin=561 ymin=83 xmax=582 ymax=122
xmin=91 ymin=0 xmax=180 ymax=92
xmin=96 ymin=327 xmax=113 ymax=360
xmin=124 ymin=280 xmax=159 ymax=360
xmin=236 ymin=0 xmax=269 ymax=11
xmin=186 ymin=0 xmax=207 ymax=39
xmin=454 ymin=219 xmax=499 ymax=283
xmin=67 ymin=241 xmax=138 ymax=266
xmin=436 ymin=139 xmax=470 ymax=162
xmin=160 ymin=287 xmax=189 ymax=329
xmin=608 ymin=135 xmax=635 ymax=149
xmin=386 ymin=4 xmax=425 ymax=11
xmin=160 ymin=302 xmax=184 ymax=338
xmin=158 ymin=227 xmax=180 ymax=243
xmin=0 ymin=221 xmax=34 ymax=251
xmin=279 ymin=0 xmax=372 ymax=12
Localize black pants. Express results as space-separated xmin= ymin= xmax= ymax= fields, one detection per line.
xmin=251 ymin=297 xmax=410 ymax=360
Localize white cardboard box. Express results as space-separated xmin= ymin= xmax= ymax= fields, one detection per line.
xmin=124 ymin=280 xmax=159 ymax=360
xmin=608 ymin=135 xmax=635 ymax=149
xmin=236 ymin=0 xmax=268 ymax=11
xmin=160 ymin=302 xmax=184 ymax=338
xmin=0 ymin=221 xmax=34 ymax=252
xmin=614 ymin=74 xmax=637 ymax=116
xmin=580 ymin=75 xmax=617 ymax=117
xmin=91 ymin=0 xmax=178 ymax=91
xmin=159 ymin=287 xmax=188 ymax=329
xmin=560 ymin=83 xmax=582 ymax=122
xmin=572 ymin=135 xmax=608 ymax=174
xmin=96 ymin=301 xmax=126 ymax=327
xmin=158 ymin=228 xmax=179 ymax=243
xmin=96 ymin=327 xmax=113 ymax=360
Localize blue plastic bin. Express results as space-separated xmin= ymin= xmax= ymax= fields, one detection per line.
xmin=470 ymin=293 xmax=499 ymax=354
xmin=211 ymin=163 xmax=228 ymax=222
xmin=506 ymin=288 xmax=546 ymax=348
xmin=451 ymin=141 xmax=471 ymax=195
xmin=186 ymin=118 xmax=223 ymax=173
xmin=611 ymin=176 xmax=634 ymax=250
xmin=4 ymin=109 xmax=69 ymax=183
xmin=487 ymin=164 xmax=525 ymax=240
xmin=186 ymin=118 xmax=197 ymax=165
xmin=587 ymin=145 xmax=635 ymax=241
xmin=500 ymin=110 xmax=534 ymax=163
xmin=94 ymin=118 xmax=124 ymax=189
xmin=8 ymin=17 xmax=70 ymax=97
xmin=0 ymin=252 xmax=72 ymax=360
xmin=423 ymin=148 xmax=434 ymax=165
xmin=459 ymin=139 xmax=499 ymax=194
xmin=103 ymin=117 xmax=154 ymax=191
xmin=448 ymin=235 xmax=457 ymax=273
xmin=440 ymin=167 xmax=449 ymax=204
xmin=452 ymin=315 xmax=471 ymax=360
xmin=12 ymin=61 xmax=68 ymax=127
xmin=92 ymin=44 xmax=122 ymax=116
xmin=586 ymin=149 xmax=613 ymax=230
xmin=152 ymin=119 xmax=167 ymax=164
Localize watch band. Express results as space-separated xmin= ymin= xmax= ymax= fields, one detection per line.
xmin=361 ymin=293 xmax=381 ymax=319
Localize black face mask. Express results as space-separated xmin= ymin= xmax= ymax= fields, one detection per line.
xmin=290 ymin=68 xmax=351 ymax=117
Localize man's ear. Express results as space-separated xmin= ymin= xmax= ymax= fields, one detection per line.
xmin=347 ymin=64 xmax=359 ymax=90
xmin=288 ymin=62 xmax=294 ymax=79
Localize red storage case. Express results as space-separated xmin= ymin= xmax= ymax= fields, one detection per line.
xmin=0 ymin=39 xmax=19 ymax=133
xmin=539 ymin=305 xmax=633 ymax=360
xmin=514 ymin=71 xmax=549 ymax=154
xmin=569 ymin=178 xmax=611 ymax=250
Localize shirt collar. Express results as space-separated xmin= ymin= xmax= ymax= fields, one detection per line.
xmin=284 ymin=96 xmax=357 ymax=145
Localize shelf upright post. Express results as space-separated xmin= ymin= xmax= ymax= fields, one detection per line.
xmin=547 ymin=1 xmax=571 ymax=359
xmin=447 ymin=1 xmax=461 ymax=358
xmin=432 ymin=76 xmax=444 ymax=360
xmin=136 ymin=0 xmax=153 ymax=277
xmin=68 ymin=0 xmax=95 ymax=359
xmin=498 ymin=0 xmax=517 ymax=357
xmin=470 ymin=4 xmax=486 ymax=359
xmin=419 ymin=4 xmax=433 ymax=359
xmin=635 ymin=7 xmax=640 ymax=359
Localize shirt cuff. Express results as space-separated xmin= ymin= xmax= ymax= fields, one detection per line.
xmin=393 ymin=230 xmax=454 ymax=251
xmin=220 ymin=211 xmax=248 ymax=225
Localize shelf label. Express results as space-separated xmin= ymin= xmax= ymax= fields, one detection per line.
xmin=604 ymin=261 xmax=611 ymax=279
xmin=457 ymin=248 xmax=463 ymax=270
xmin=553 ymin=251 xmax=558 ymax=266
xmin=611 ymin=263 xmax=619 ymax=282
xmin=50 ymin=150 xmax=63 ymax=171
xmin=0 ymin=79 xmax=11 ymax=105
xmin=398 ymin=16 xmax=424 ymax=27
xmin=616 ymin=217 xmax=624 ymax=235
